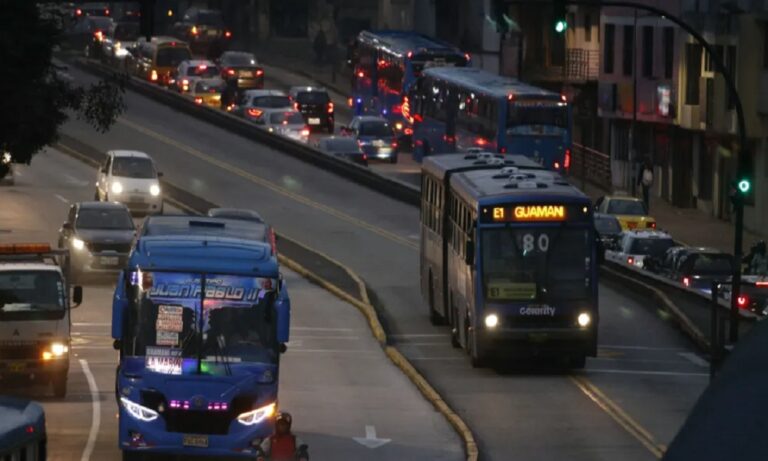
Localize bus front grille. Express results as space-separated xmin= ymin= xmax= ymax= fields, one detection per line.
xmin=164 ymin=409 xmax=233 ymax=435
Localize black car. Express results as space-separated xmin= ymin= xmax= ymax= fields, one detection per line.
xmin=673 ymin=248 xmax=734 ymax=293
xmin=58 ymin=201 xmax=136 ymax=280
xmin=68 ymin=15 xmax=113 ymax=56
xmin=316 ymin=137 xmax=368 ymax=166
xmin=172 ymin=8 xmax=231 ymax=57
xmin=218 ymin=51 xmax=264 ymax=91
xmin=289 ymin=86 xmax=334 ymax=133
xmin=594 ymin=213 xmax=622 ymax=258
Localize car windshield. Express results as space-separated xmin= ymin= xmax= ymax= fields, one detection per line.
xmin=186 ymin=65 xmax=219 ymax=77
xmin=122 ymin=272 xmax=279 ymax=374
xmin=250 ymin=96 xmax=291 ymax=108
xmin=359 ymin=121 xmax=393 ymax=137
xmin=197 ymin=11 xmax=223 ymax=26
xmin=482 ymin=227 xmax=592 ymax=302
xmin=324 ymin=138 xmax=360 ymax=153
xmin=89 ymin=17 xmax=113 ymax=30
xmin=76 ymin=208 xmax=134 ymax=230
xmin=607 ymin=199 xmax=647 ymax=216
xmin=223 ymin=53 xmax=256 ymax=66
xmin=269 ymin=112 xmax=304 ymax=125
xmin=595 ymin=216 xmax=621 ymax=235
xmin=295 ymin=91 xmax=329 ymax=104
xmin=156 ymin=46 xmax=192 ymax=67
xmin=689 ymin=254 xmax=733 ymax=275
xmin=629 ymin=238 xmax=676 ymax=259
xmin=0 ymin=271 xmax=65 ymax=320
xmin=112 ymin=157 xmax=156 ymax=179
xmin=114 ymin=23 xmax=139 ymax=40
xmin=507 ymin=102 xmax=568 ymax=128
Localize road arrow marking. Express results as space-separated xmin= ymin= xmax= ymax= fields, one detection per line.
xmin=353 ymin=425 xmax=391 ymax=449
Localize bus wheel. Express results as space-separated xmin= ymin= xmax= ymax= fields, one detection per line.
xmin=52 ymin=373 xmax=67 ymax=398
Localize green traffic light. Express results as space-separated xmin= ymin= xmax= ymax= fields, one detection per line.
xmin=738 ymin=179 xmax=751 ymax=193
xmin=555 ymin=20 xmax=568 ymax=33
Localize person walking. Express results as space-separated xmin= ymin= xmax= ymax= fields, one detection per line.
xmin=637 ymin=159 xmax=653 ymax=213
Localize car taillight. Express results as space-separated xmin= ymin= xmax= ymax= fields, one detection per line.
xmin=357 ymin=71 xmax=364 ymax=78
xmin=404 ymin=127 xmax=414 ymax=136
xmin=293 ymin=102 xmax=300 ymax=111
xmin=627 ymin=256 xmax=634 ymax=265
xmin=191 ymin=26 xmax=198 ymax=35
xmin=391 ymin=140 xmax=398 ymax=148
xmin=256 ymin=69 xmax=264 ymax=77
xmin=648 ymin=222 xmax=657 ymax=229
xmin=327 ymin=102 xmax=334 ymax=114
xmin=194 ymin=97 xmax=203 ymax=104
xmin=564 ymin=148 xmax=571 ymax=170
xmin=554 ymin=161 xmax=561 ymax=169
xmin=150 ymin=70 xmax=158 ymax=81
xmin=226 ymin=68 xmax=235 ymax=76
xmin=247 ymin=108 xmax=263 ymax=117
xmin=347 ymin=97 xmax=354 ymax=107
xmin=76 ymin=8 xmax=82 ymax=15
xmin=737 ymin=295 xmax=749 ymax=308
xmin=224 ymin=30 xmax=232 ymax=38
xmin=756 ymin=281 xmax=768 ymax=287
xmin=94 ymin=30 xmax=104 ymax=42
xmin=499 ymin=146 xmax=507 ymax=154
xmin=475 ymin=137 xmax=487 ymax=146
xmin=683 ymin=277 xmax=690 ymax=287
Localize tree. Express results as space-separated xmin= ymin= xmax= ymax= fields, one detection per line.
xmin=0 ymin=0 xmax=125 ymax=178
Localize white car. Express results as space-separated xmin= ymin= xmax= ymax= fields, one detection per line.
xmin=95 ymin=150 xmax=163 ymax=215
xmin=172 ymin=59 xmax=220 ymax=93
xmin=237 ymin=89 xmax=292 ymax=122
xmin=261 ymin=109 xmax=310 ymax=143
xmin=606 ymin=229 xmax=676 ymax=269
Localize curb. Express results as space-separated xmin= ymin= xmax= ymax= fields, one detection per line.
xmin=53 ymin=139 xmax=479 ymax=461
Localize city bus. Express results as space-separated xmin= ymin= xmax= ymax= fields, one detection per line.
xmin=0 ymin=397 xmax=46 ymax=460
xmin=420 ymin=154 xmax=597 ymax=367
xmin=409 ymin=67 xmax=573 ymax=170
xmin=112 ymin=224 xmax=290 ymax=459
xmin=348 ymin=30 xmax=470 ymax=141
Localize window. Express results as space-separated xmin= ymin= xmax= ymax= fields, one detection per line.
xmin=704 ymin=45 xmax=723 ymax=73
xmin=623 ymin=25 xmax=635 ymax=76
xmin=685 ymin=43 xmax=702 ymax=105
xmin=642 ymin=26 xmax=653 ymax=78
xmin=604 ymin=24 xmax=615 ymax=74
xmin=584 ymin=14 xmax=592 ymax=42
xmin=663 ymin=27 xmax=674 ymax=79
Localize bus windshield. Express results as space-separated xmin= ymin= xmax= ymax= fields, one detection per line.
xmin=481 ymin=227 xmax=591 ymax=302
xmin=123 ymin=272 xmax=278 ymax=375
xmin=507 ymin=103 xmax=568 ymax=129
xmin=0 ymin=271 xmax=66 ymax=321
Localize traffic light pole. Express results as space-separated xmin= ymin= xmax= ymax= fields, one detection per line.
xmin=504 ymin=0 xmax=748 ymax=341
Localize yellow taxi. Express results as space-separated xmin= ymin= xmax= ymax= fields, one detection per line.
xmin=594 ymin=195 xmax=656 ymax=231
xmin=189 ymin=78 xmax=224 ymax=108
xmin=129 ymin=36 xmax=192 ymax=86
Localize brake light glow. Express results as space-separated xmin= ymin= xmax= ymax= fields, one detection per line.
xmin=76 ymin=8 xmax=82 ymax=15
xmin=683 ymin=277 xmax=690 ymax=287
xmin=392 ymin=140 xmax=398 ymax=148
xmin=191 ymin=26 xmax=199 ymax=35
xmin=391 ymin=104 xmax=402 ymax=114
xmin=327 ymin=102 xmax=334 ymax=114
xmin=150 ymin=70 xmax=158 ymax=81
xmin=554 ymin=161 xmax=561 ymax=169
xmin=737 ymin=295 xmax=749 ymax=308
xmin=0 ymin=243 xmax=52 ymax=254
xmin=357 ymin=71 xmax=364 ymax=78
xmin=247 ymin=108 xmax=262 ymax=117
xmin=105 ymin=8 xmax=110 ymax=15
xmin=756 ymin=281 xmax=768 ymax=287
xmin=564 ymin=148 xmax=571 ymax=169
xmin=224 ymin=31 xmax=232 ymax=38
xmin=507 ymin=93 xmax=515 ymax=101
xmin=404 ymin=127 xmax=414 ymax=136
xmin=499 ymin=146 xmax=507 ymax=154
xmin=443 ymin=134 xmax=455 ymax=143
xmin=561 ymin=94 xmax=567 ymax=102
xmin=407 ymin=51 xmax=413 ymax=59
xmin=198 ymin=64 xmax=207 ymax=70
xmin=194 ymin=97 xmax=203 ymax=104
xmin=269 ymin=228 xmax=278 ymax=255
xmin=475 ymin=137 xmax=488 ymax=146
xmin=301 ymin=128 xmax=310 ymax=137
xmin=648 ymin=222 xmax=657 ymax=229
xmin=627 ymin=256 xmax=635 ymax=265
xmin=256 ymin=69 xmax=264 ymax=77
xmin=465 ymin=53 xmax=471 ymax=62
xmin=94 ymin=30 xmax=104 ymax=42
xmin=226 ymin=68 xmax=235 ymax=76
xmin=348 ymin=97 xmax=353 ymax=107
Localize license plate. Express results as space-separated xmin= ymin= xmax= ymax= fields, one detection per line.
xmin=308 ymin=117 xmax=321 ymax=125
xmin=130 ymin=196 xmax=144 ymax=203
xmin=207 ymin=30 xmax=217 ymax=37
xmin=100 ymin=256 xmax=119 ymax=266
xmin=8 ymin=362 xmax=25 ymax=372
xmin=239 ymin=70 xmax=253 ymax=78
xmin=627 ymin=222 xmax=638 ymax=229
xmin=183 ymin=434 xmax=209 ymax=448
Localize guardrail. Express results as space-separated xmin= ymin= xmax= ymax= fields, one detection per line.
xmin=570 ymin=142 xmax=612 ymax=191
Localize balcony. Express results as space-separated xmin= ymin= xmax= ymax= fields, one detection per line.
xmin=523 ymin=48 xmax=600 ymax=83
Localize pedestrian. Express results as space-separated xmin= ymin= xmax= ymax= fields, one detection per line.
xmin=637 ymin=159 xmax=653 ymax=213
xmin=313 ymin=28 xmax=327 ymax=65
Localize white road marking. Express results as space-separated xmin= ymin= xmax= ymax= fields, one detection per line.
xmin=585 ymin=368 xmax=708 ymax=378
xmin=54 ymin=194 xmax=70 ymax=204
xmin=353 ymin=425 xmax=392 ymax=449
xmin=80 ymin=359 xmax=101 ymax=461
xmin=63 ymin=173 xmax=89 ymax=186
xmin=291 ymin=326 xmax=355 ymax=332
xmin=678 ymin=352 xmax=709 ymax=367
xmin=600 ymin=344 xmax=689 ymax=352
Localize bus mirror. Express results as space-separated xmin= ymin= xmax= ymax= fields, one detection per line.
xmin=465 ymin=240 xmax=475 ymax=265
xmin=279 ymin=343 xmax=287 ymax=354
xmin=113 ymin=339 xmax=122 ymax=351
xmin=72 ymin=285 xmax=83 ymax=307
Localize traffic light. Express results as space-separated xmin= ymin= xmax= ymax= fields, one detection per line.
xmin=554 ymin=0 xmax=567 ymax=33
xmin=140 ymin=0 xmax=155 ymax=41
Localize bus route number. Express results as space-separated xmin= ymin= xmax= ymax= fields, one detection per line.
xmin=522 ymin=233 xmax=549 ymax=253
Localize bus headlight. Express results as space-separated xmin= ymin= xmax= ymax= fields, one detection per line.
xmin=577 ymin=313 xmax=591 ymax=327
xmin=72 ymin=238 xmax=86 ymax=251
xmin=237 ymin=402 xmax=275 ymax=426
xmin=149 ymin=184 xmax=161 ymax=196
xmin=484 ymin=314 xmax=499 ymax=329
xmin=111 ymin=181 xmax=123 ymax=194
xmin=121 ymin=397 xmax=159 ymax=422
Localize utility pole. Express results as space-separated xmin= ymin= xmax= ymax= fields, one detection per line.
xmin=629 ymin=8 xmax=637 ymax=196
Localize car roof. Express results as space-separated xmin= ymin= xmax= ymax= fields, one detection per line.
xmin=183 ymin=59 xmax=216 ymax=67
xmin=108 ymin=150 xmax=151 ymax=159
xmin=141 ymin=215 xmax=268 ymax=241
xmin=0 ymin=262 xmax=62 ymax=273
xmin=353 ymin=116 xmax=389 ymax=123
xmin=605 ymin=195 xmax=642 ymax=202
xmin=290 ymin=86 xmax=328 ymax=93
xmin=625 ymin=229 xmax=673 ymax=239
xmin=594 ymin=212 xmax=620 ymax=221
xmin=207 ymin=207 xmax=263 ymax=222
xmin=76 ymin=201 xmax=130 ymax=211
xmin=244 ymin=89 xmax=287 ymax=98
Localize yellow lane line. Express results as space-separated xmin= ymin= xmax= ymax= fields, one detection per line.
xmin=570 ymin=375 xmax=665 ymax=459
xmin=117 ymin=117 xmax=419 ymax=251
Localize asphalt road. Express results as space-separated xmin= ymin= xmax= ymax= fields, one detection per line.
xmin=0 ymin=150 xmax=461 ymax=460
xmin=53 ymin=62 xmax=712 ymax=460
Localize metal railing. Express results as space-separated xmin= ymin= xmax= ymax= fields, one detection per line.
xmin=570 ymin=142 xmax=612 ymax=191
xmin=565 ymin=48 xmax=600 ymax=82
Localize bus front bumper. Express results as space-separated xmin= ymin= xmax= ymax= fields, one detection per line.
xmin=481 ymin=327 xmax=597 ymax=357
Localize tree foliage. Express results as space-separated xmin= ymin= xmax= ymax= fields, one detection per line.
xmin=0 ymin=0 xmax=125 ymax=168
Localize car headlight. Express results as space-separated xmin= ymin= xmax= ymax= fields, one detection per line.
xmin=42 ymin=342 xmax=69 ymax=360
xmin=111 ymin=181 xmax=123 ymax=194
xmin=237 ymin=402 xmax=275 ymax=426
xmin=577 ymin=312 xmax=591 ymax=327
xmin=115 ymin=48 xmax=129 ymax=58
xmin=121 ymin=397 xmax=159 ymax=422
xmin=72 ymin=238 xmax=86 ymax=251
xmin=1 ymin=152 xmax=10 ymax=165
xmin=149 ymin=184 xmax=161 ymax=196
xmin=484 ymin=314 xmax=499 ymax=329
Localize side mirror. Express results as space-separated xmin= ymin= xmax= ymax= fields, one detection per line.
xmin=72 ymin=285 xmax=83 ymax=307
xmin=464 ymin=240 xmax=475 ymax=266
xmin=279 ymin=343 xmax=287 ymax=354
xmin=113 ymin=339 xmax=122 ymax=351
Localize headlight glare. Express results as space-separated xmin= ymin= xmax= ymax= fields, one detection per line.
xmin=484 ymin=314 xmax=499 ymax=329
xmin=121 ymin=397 xmax=159 ymax=422
xmin=237 ymin=402 xmax=275 ymax=426
xmin=149 ymin=184 xmax=161 ymax=196
xmin=51 ymin=342 xmax=69 ymax=356
xmin=111 ymin=181 xmax=123 ymax=194
xmin=72 ymin=238 xmax=86 ymax=251
xmin=577 ymin=312 xmax=591 ymax=327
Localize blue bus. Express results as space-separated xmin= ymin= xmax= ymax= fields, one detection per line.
xmin=348 ymin=30 xmax=469 ymax=141
xmin=410 ymin=67 xmax=573 ymax=170
xmin=420 ymin=153 xmax=597 ymax=367
xmin=0 ymin=396 xmax=46 ymax=460
xmin=112 ymin=218 xmax=290 ymax=459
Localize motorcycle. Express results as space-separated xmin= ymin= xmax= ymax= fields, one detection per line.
xmin=255 ymin=443 xmax=309 ymax=461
